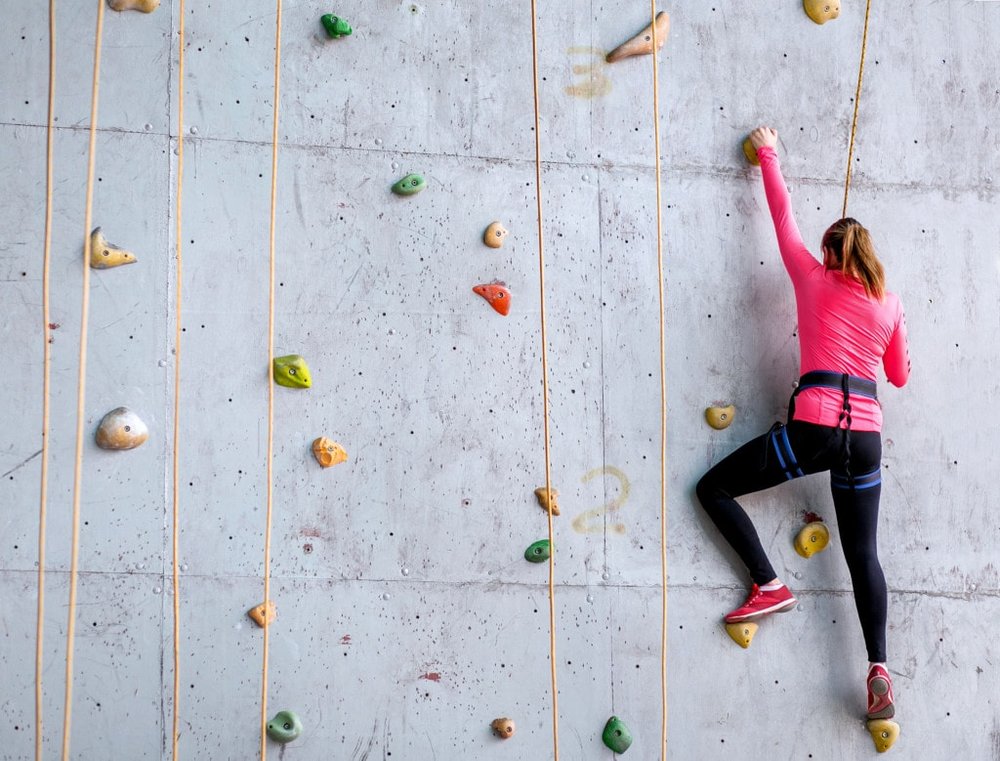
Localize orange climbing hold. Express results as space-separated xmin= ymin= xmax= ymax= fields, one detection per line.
xmin=248 ymin=600 xmax=276 ymax=628
xmin=473 ymin=282 xmax=511 ymax=316
xmin=606 ymin=11 xmax=670 ymax=63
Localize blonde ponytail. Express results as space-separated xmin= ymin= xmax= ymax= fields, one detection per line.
xmin=822 ymin=218 xmax=885 ymax=301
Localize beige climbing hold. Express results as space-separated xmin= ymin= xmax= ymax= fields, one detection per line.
xmin=89 ymin=227 xmax=137 ymax=269
xmin=108 ymin=0 xmax=160 ymax=12
xmin=705 ymin=405 xmax=736 ymax=430
xmin=248 ymin=600 xmax=277 ymax=628
xmin=490 ymin=717 xmax=516 ymax=739
xmin=725 ymin=621 xmax=758 ymax=649
xmin=483 ymin=221 xmax=508 ymax=249
xmin=794 ymin=521 xmax=831 ymax=558
xmin=803 ymin=0 xmax=840 ymax=25
xmin=742 ymin=138 xmax=761 ymax=167
xmin=867 ymin=719 xmax=900 ymax=753
xmin=312 ymin=437 xmax=348 ymax=468
xmin=95 ymin=407 xmax=148 ymax=450
xmin=606 ymin=11 xmax=670 ymax=63
xmin=534 ymin=486 xmax=560 ymax=516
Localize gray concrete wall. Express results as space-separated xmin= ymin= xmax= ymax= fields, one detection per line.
xmin=1 ymin=1 xmax=998 ymax=759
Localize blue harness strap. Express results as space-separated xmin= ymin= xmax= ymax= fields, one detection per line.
xmin=832 ymin=466 xmax=881 ymax=491
xmin=769 ymin=424 xmax=805 ymax=480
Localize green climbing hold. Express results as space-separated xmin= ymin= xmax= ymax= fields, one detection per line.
xmin=602 ymin=716 xmax=633 ymax=754
xmin=273 ymin=354 xmax=312 ymax=388
xmin=391 ymin=173 xmax=426 ymax=196
xmin=320 ymin=14 xmax=352 ymax=38
xmin=524 ymin=539 xmax=551 ymax=563
xmin=266 ymin=710 xmax=303 ymax=743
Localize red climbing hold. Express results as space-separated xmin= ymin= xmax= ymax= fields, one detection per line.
xmin=473 ymin=282 xmax=511 ymax=316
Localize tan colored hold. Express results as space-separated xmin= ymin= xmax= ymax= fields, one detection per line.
xmin=89 ymin=227 xmax=137 ymax=269
xmin=312 ymin=437 xmax=348 ymax=468
xmin=742 ymin=138 xmax=761 ymax=167
xmin=867 ymin=719 xmax=900 ymax=753
xmin=725 ymin=621 xmax=758 ymax=649
xmin=483 ymin=221 xmax=508 ymax=249
xmin=248 ymin=600 xmax=277 ymax=628
xmin=705 ymin=404 xmax=736 ymax=430
xmin=490 ymin=717 xmax=516 ymax=739
xmin=108 ymin=0 xmax=160 ymax=12
xmin=534 ymin=486 xmax=560 ymax=516
xmin=606 ymin=11 xmax=670 ymax=63
xmin=803 ymin=0 xmax=840 ymax=25
xmin=95 ymin=407 xmax=149 ymax=450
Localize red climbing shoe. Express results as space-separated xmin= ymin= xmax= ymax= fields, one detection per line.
xmin=724 ymin=583 xmax=797 ymax=623
xmin=867 ymin=664 xmax=895 ymax=719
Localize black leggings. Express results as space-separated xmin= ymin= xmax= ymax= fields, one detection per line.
xmin=696 ymin=420 xmax=887 ymax=663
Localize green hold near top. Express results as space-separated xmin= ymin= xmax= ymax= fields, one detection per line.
xmin=391 ymin=173 xmax=426 ymax=196
xmin=321 ymin=14 xmax=352 ymax=38
xmin=524 ymin=539 xmax=551 ymax=563
xmin=273 ymin=354 xmax=312 ymax=388
xmin=266 ymin=710 xmax=303 ymax=743
xmin=602 ymin=716 xmax=633 ymax=754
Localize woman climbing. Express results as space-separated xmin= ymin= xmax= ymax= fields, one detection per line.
xmin=695 ymin=126 xmax=910 ymax=720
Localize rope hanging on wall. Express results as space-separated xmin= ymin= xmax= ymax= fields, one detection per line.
xmin=171 ymin=0 xmax=187 ymax=757
xmin=527 ymin=1 xmax=560 ymax=758
xmin=61 ymin=1 xmax=106 ymax=759
xmin=645 ymin=1 xmax=670 ymax=757
xmin=259 ymin=1 xmax=283 ymax=758
xmin=35 ymin=1 xmax=57 ymax=759
xmin=842 ymin=0 xmax=873 ymax=217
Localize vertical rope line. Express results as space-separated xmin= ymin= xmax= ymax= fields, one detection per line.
xmin=842 ymin=0 xmax=872 ymax=218
xmin=647 ymin=6 xmax=669 ymax=758
xmin=170 ymin=0 xmax=186 ymax=757
xmin=527 ymin=1 xmax=559 ymax=759
xmin=61 ymin=0 xmax=105 ymax=758
xmin=260 ymin=0 xmax=282 ymax=758
xmin=35 ymin=1 xmax=57 ymax=758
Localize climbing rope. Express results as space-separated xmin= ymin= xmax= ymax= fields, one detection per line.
xmin=646 ymin=4 xmax=670 ymax=758
xmin=61 ymin=1 xmax=105 ymax=759
xmin=527 ymin=1 xmax=560 ymax=758
xmin=35 ymin=1 xmax=57 ymax=759
xmin=171 ymin=0 xmax=186 ymax=758
xmin=842 ymin=0 xmax=873 ymax=218
xmin=260 ymin=0 xmax=283 ymax=758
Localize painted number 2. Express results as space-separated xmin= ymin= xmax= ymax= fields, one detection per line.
xmin=572 ymin=465 xmax=630 ymax=535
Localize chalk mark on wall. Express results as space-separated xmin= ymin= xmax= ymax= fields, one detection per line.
xmin=572 ymin=465 xmax=629 ymax=534
xmin=565 ymin=47 xmax=612 ymax=99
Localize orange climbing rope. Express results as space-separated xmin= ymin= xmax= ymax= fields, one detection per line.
xmin=527 ymin=1 xmax=560 ymax=759
xmin=646 ymin=4 xmax=670 ymax=759
xmin=35 ymin=1 xmax=57 ymax=759
xmin=842 ymin=0 xmax=873 ymax=217
xmin=61 ymin=1 xmax=105 ymax=759
xmin=259 ymin=0 xmax=283 ymax=758
xmin=170 ymin=0 xmax=186 ymax=758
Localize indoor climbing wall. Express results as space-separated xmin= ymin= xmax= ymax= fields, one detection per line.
xmin=2 ymin=1 xmax=999 ymax=759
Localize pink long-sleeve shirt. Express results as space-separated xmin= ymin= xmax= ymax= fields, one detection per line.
xmin=758 ymin=145 xmax=909 ymax=432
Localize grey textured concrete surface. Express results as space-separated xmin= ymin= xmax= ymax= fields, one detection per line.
xmin=1 ymin=1 xmax=998 ymax=759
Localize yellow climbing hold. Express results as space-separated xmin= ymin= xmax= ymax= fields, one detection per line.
xmin=108 ymin=0 xmax=161 ymax=12
xmin=483 ymin=221 xmax=508 ymax=249
xmin=89 ymin=227 xmax=137 ymax=269
xmin=866 ymin=719 xmax=900 ymax=753
xmin=705 ymin=405 xmax=736 ymax=430
xmin=803 ymin=0 xmax=840 ymax=25
xmin=795 ymin=521 xmax=831 ymax=558
xmin=534 ymin=486 xmax=560 ymax=516
xmin=248 ymin=600 xmax=277 ymax=628
xmin=725 ymin=621 xmax=758 ymax=648
xmin=742 ymin=137 xmax=760 ymax=167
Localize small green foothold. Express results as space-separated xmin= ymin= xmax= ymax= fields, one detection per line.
xmin=602 ymin=716 xmax=633 ymax=754
xmin=321 ymin=14 xmax=352 ymax=38
xmin=266 ymin=710 xmax=303 ymax=744
xmin=273 ymin=354 xmax=312 ymax=388
xmin=524 ymin=539 xmax=551 ymax=563
xmin=391 ymin=173 xmax=426 ymax=196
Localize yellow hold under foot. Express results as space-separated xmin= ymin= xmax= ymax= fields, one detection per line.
xmin=724 ymin=621 xmax=758 ymax=648
xmin=867 ymin=719 xmax=900 ymax=752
